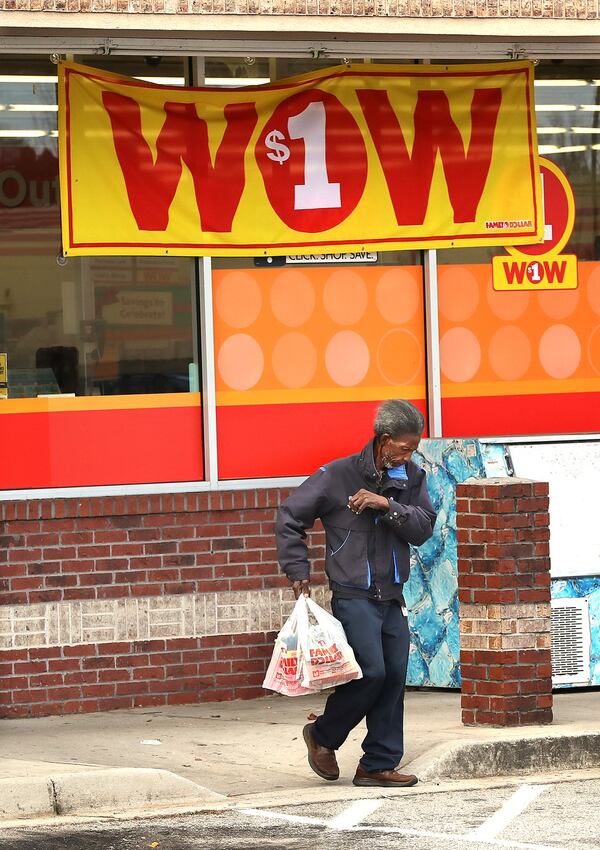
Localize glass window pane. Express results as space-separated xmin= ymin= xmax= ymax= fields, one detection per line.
xmin=435 ymin=59 xmax=600 ymax=438
xmin=208 ymin=56 xmax=425 ymax=479
xmin=0 ymin=55 xmax=204 ymax=488
xmin=212 ymin=251 xmax=426 ymax=479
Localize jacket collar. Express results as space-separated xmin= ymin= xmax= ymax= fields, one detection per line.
xmin=358 ymin=438 xmax=381 ymax=484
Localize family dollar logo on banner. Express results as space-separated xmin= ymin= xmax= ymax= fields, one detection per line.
xmin=58 ymin=61 xmax=543 ymax=257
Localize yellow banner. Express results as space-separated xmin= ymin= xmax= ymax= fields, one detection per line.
xmin=58 ymin=61 xmax=543 ymax=257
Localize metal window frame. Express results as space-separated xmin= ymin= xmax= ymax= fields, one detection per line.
xmin=198 ymin=255 xmax=219 ymax=490
xmin=4 ymin=36 xmax=600 ymax=61
xmin=424 ymin=249 xmax=442 ymax=438
xmin=482 ymin=433 xmax=600 ymax=444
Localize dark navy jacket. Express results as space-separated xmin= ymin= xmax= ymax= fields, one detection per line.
xmin=276 ymin=439 xmax=437 ymax=600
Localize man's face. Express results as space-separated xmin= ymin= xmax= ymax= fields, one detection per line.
xmin=380 ymin=433 xmax=421 ymax=468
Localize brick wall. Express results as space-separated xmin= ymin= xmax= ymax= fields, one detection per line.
xmin=456 ymin=478 xmax=553 ymax=727
xmin=1 ymin=0 xmax=598 ymax=17
xmin=0 ymin=635 xmax=276 ymax=716
xmin=0 ymin=490 xmax=327 ymax=718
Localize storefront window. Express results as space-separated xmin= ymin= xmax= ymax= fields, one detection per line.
xmin=13 ymin=50 xmax=598 ymax=488
xmin=202 ymin=57 xmax=426 ymax=479
xmin=535 ymin=61 xmax=600 ymax=261
xmin=0 ymin=58 xmax=198 ymax=398
xmin=212 ymin=252 xmax=426 ymax=479
xmin=0 ymin=55 xmax=200 ymax=400
xmin=435 ymin=60 xmax=600 ymax=439
xmin=203 ymin=56 xmax=361 ymax=88
xmin=0 ymin=56 xmax=204 ymax=488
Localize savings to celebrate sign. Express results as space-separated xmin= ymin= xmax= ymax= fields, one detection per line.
xmin=58 ymin=60 xmax=543 ymax=257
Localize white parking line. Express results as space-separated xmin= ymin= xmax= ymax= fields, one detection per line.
xmin=327 ymin=799 xmax=383 ymax=829
xmin=365 ymin=823 xmax=567 ymax=850
xmin=240 ymin=808 xmax=329 ymax=827
xmin=470 ymin=784 xmax=548 ymax=841
xmin=240 ymin=803 xmax=575 ymax=850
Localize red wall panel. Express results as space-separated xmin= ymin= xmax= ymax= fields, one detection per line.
xmin=0 ymin=395 xmax=203 ymax=489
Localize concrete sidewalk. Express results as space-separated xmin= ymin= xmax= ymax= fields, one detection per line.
xmin=1 ymin=689 xmax=599 ymax=821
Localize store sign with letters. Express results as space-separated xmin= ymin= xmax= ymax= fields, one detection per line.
xmin=102 ymin=291 xmax=173 ymax=326
xmin=492 ymin=157 xmax=577 ymax=292
xmin=285 ymin=252 xmax=378 ymax=264
xmin=58 ymin=60 xmax=543 ymax=257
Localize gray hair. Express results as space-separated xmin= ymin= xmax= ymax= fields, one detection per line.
xmin=374 ymin=399 xmax=424 ymax=438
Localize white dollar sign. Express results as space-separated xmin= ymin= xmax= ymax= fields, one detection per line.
xmin=265 ymin=129 xmax=290 ymax=165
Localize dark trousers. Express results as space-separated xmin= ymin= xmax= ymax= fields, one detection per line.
xmin=312 ymin=596 xmax=410 ymax=772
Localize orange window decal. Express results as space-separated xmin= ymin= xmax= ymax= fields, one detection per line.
xmin=438 ymin=262 xmax=600 ymax=436
xmin=212 ymin=265 xmax=427 ymax=478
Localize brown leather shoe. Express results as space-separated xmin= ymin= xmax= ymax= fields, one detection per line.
xmin=302 ymin=723 xmax=339 ymax=781
xmin=353 ymin=763 xmax=418 ymax=787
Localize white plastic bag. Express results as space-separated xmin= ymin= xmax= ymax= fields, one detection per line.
xmin=262 ymin=597 xmax=313 ymax=696
xmin=262 ymin=595 xmax=362 ymax=696
xmin=297 ymin=596 xmax=363 ymax=690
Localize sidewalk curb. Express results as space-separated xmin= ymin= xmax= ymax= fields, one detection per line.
xmin=0 ymin=778 xmax=54 ymax=819
xmin=406 ymin=731 xmax=600 ymax=780
xmin=0 ymin=768 xmax=224 ymax=820
xmin=4 ymin=767 xmax=600 ymax=831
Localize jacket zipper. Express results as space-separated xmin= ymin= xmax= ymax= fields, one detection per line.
xmin=367 ymin=558 xmax=381 ymax=598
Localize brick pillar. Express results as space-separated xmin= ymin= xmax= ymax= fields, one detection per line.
xmin=456 ymin=478 xmax=553 ymax=727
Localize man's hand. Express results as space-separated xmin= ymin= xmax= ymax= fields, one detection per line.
xmin=292 ymin=579 xmax=311 ymax=599
xmin=348 ymin=489 xmax=389 ymax=514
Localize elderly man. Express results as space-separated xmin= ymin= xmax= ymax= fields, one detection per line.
xmin=276 ymin=399 xmax=437 ymax=788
